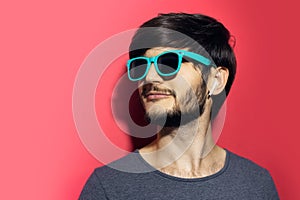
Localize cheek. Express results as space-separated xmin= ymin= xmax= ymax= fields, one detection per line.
xmin=178 ymin=65 xmax=203 ymax=87
xmin=173 ymin=77 xmax=203 ymax=99
xmin=138 ymin=87 xmax=142 ymax=96
xmin=137 ymin=83 xmax=143 ymax=96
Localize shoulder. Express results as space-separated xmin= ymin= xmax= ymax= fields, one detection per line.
xmin=225 ymin=149 xmax=279 ymax=199
xmin=79 ymin=151 xmax=148 ymax=199
xmin=94 ymin=150 xmax=153 ymax=176
xmin=79 ymin=151 xmax=155 ymax=199
xmin=89 ymin=150 xmax=154 ymax=187
xmin=227 ymin=149 xmax=271 ymax=178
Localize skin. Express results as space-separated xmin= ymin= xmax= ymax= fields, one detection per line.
xmin=138 ymin=47 xmax=229 ymax=178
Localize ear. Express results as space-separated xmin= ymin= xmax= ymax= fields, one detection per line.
xmin=210 ymin=67 xmax=229 ymax=96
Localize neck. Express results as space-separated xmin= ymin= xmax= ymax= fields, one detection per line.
xmin=139 ymin=102 xmax=226 ymax=178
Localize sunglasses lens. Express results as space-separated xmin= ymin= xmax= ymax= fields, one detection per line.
xmin=157 ymin=52 xmax=180 ymax=75
xmin=127 ymin=52 xmax=181 ymax=81
xmin=129 ymin=59 xmax=148 ymax=80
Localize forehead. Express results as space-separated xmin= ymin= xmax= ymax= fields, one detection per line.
xmin=144 ymin=47 xmax=186 ymax=57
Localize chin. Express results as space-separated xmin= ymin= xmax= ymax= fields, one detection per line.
xmin=144 ymin=100 xmax=204 ymax=127
xmin=143 ymin=98 xmax=174 ymax=113
xmin=145 ymin=105 xmax=181 ymax=127
xmin=145 ymin=106 xmax=169 ymax=120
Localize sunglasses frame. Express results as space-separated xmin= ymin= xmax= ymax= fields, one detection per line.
xmin=126 ymin=49 xmax=213 ymax=81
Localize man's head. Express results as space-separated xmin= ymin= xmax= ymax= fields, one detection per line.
xmin=127 ymin=13 xmax=236 ymax=126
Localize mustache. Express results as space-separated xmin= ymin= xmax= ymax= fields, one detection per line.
xmin=141 ymin=84 xmax=176 ymax=97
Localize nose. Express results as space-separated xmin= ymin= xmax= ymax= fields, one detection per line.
xmin=144 ymin=63 xmax=163 ymax=83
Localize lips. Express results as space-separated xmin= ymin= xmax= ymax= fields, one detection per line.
xmin=145 ymin=92 xmax=172 ymax=100
xmin=141 ymin=84 xmax=175 ymax=101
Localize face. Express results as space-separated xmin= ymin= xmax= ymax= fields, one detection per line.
xmin=137 ymin=47 xmax=208 ymax=127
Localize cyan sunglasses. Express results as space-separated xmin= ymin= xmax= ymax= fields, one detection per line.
xmin=126 ymin=49 xmax=213 ymax=81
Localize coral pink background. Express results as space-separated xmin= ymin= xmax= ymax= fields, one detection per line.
xmin=1 ymin=0 xmax=299 ymax=199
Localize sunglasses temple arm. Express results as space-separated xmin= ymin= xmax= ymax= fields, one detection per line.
xmin=182 ymin=51 xmax=212 ymax=66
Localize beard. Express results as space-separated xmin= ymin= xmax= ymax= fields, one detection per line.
xmin=143 ymin=82 xmax=207 ymax=127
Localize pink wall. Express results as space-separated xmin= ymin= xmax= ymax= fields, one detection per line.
xmin=1 ymin=0 xmax=299 ymax=199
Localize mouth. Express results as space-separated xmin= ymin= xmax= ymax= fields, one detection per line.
xmin=141 ymin=84 xmax=176 ymax=101
xmin=145 ymin=91 xmax=173 ymax=101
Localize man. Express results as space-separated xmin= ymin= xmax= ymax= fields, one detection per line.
xmin=80 ymin=13 xmax=279 ymax=199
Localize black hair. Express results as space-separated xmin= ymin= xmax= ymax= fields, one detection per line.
xmin=129 ymin=13 xmax=237 ymax=119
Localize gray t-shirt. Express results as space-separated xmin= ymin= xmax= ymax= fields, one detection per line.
xmin=79 ymin=149 xmax=279 ymax=199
